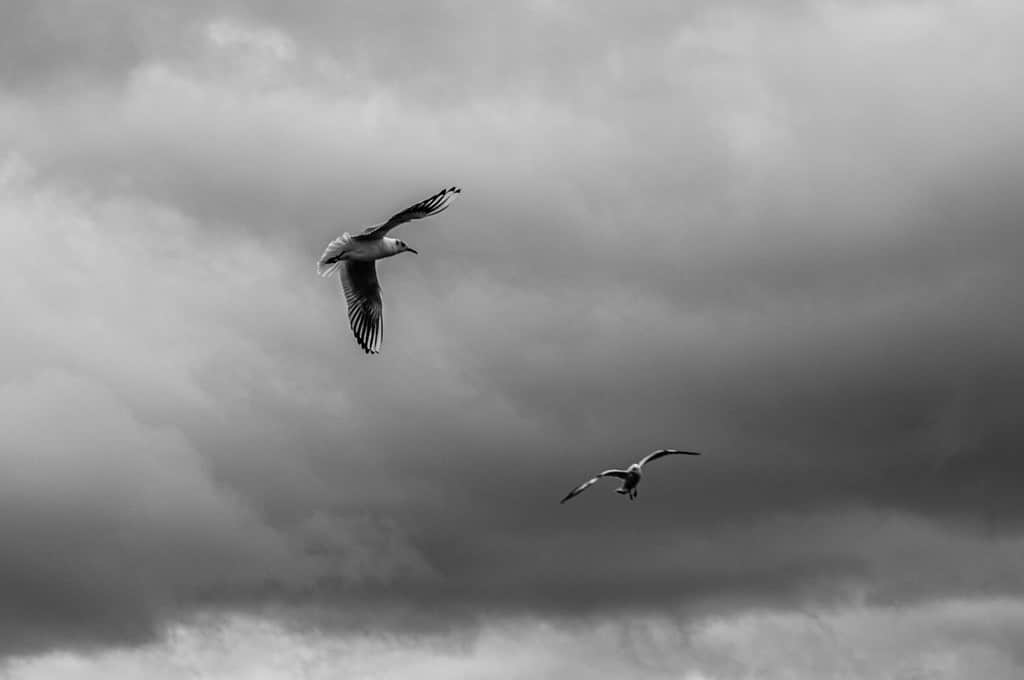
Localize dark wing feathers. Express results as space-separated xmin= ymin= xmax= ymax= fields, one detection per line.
xmin=638 ymin=449 xmax=702 ymax=468
xmin=559 ymin=469 xmax=629 ymax=504
xmin=356 ymin=186 xmax=461 ymax=240
xmin=340 ymin=260 xmax=383 ymax=354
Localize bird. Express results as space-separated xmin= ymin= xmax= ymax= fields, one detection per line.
xmin=559 ymin=449 xmax=702 ymax=503
xmin=317 ymin=186 xmax=461 ymax=354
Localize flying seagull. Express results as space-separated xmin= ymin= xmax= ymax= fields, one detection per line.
xmin=559 ymin=449 xmax=702 ymax=503
xmin=317 ymin=186 xmax=461 ymax=354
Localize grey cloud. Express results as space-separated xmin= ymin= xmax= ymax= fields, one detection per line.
xmin=2 ymin=0 xmax=1024 ymax=664
xmin=0 ymin=2 xmax=209 ymax=91
xmin=6 ymin=599 xmax=1024 ymax=679
xmin=0 ymin=370 xmax=287 ymax=654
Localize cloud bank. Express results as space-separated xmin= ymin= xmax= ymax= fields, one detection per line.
xmin=1 ymin=0 xmax=1023 ymax=676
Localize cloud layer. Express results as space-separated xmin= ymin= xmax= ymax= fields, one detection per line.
xmin=2 ymin=0 xmax=1024 ymax=675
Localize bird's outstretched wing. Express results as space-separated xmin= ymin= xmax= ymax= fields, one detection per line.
xmin=638 ymin=449 xmax=702 ymax=468
xmin=340 ymin=260 xmax=383 ymax=354
xmin=355 ymin=186 xmax=461 ymax=240
xmin=559 ymin=469 xmax=629 ymax=504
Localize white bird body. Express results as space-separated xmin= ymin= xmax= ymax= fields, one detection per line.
xmin=319 ymin=234 xmax=405 ymax=266
xmin=317 ymin=187 xmax=461 ymax=354
xmin=560 ymin=449 xmax=701 ymax=504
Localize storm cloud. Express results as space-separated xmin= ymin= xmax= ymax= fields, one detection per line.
xmin=2 ymin=0 xmax=1024 ymax=676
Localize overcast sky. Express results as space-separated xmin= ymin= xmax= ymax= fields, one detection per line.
xmin=2 ymin=1 xmax=1024 ymax=678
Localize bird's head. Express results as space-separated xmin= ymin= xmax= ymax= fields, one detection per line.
xmin=397 ymin=240 xmax=418 ymax=255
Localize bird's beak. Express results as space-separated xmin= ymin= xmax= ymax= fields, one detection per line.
xmin=406 ymin=247 xmax=419 ymax=255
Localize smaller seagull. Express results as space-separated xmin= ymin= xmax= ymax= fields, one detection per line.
xmin=317 ymin=186 xmax=461 ymax=354
xmin=560 ymin=449 xmax=702 ymax=504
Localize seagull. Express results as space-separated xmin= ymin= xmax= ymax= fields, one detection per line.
xmin=559 ymin=449 xmax=702 ymax=503
xmin=317 ymin=186 xmax=461 ymax=354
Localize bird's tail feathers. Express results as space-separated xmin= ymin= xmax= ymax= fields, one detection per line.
xmin=317 ymin=235 xmax=350 ymax=277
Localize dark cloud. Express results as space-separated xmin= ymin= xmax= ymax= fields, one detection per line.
xmin=2 ymin=0 xmax=1024 ymax=669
